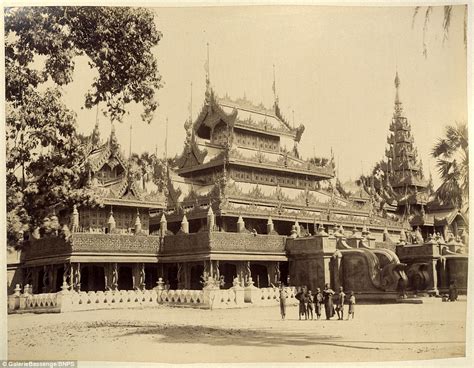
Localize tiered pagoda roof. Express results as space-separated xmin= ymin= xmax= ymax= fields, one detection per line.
xmin=384 ymin=72 xmax=429 ymax=207
xmin=84 ymin=123 xmax=166 ymax=210
xmin=162 ymin=85 xmax=407 ymax=231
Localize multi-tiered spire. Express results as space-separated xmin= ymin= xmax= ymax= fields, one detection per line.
xmin=385 ymin=72 xmax=428 ymax=213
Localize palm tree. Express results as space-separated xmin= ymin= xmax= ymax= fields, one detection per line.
xmin=412 ymin=5 xmax=467 ymax=58
xmin=431 ymin=122 xmax=468 ymax=210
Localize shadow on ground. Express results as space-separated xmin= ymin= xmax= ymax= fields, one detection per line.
xmin=84 ymin=321 xmax=462 ymax=351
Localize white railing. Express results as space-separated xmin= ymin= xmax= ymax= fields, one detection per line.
xmin=158 ymin=289 xmax=204 ymax=305
xmin=8 ymin=283 xmax=298 ymax=314
xmin=24 ymin=293 xmax=60 ymax=311
xmin=257 ymin=286 xmax=298 ymax=305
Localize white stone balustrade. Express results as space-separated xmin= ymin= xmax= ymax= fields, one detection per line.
xmin=8 ymin=285 xmax=297 ymax=314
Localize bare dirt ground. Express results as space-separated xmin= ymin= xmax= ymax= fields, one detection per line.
xmin=8 ymin=297 xmax=467 ymax=364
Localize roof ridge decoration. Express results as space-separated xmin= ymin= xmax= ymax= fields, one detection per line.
xmin=274 ymin=101 xmax=305 ymax=142
xmin=176 ymin=132 xmax=208 ymax=169
xmin=217 ymin=94 xmax=275 ymax=117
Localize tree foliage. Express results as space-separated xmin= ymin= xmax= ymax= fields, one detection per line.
xmin=129 ymin=151 xmax=167 ymax=192
xmin=431 ymin=122 xmax=468 ymax=210
xmin=5 ymin=6 xmax=162 ymax=247
xmin=412 ymin=5 xmax=467 ymax=58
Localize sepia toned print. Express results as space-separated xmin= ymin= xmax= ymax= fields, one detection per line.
xmin=4 ymin=3 xmax=470 ymax=365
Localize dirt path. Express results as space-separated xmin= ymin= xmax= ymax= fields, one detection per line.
xmin=8 ymin=297 xmax=467 ymax=363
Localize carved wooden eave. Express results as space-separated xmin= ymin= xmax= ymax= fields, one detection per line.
xmin=192 ymin=89 xmax=237 ymax=137
xmin=176 ymin=139 xmax=209 ymax=169
xmin=274 ymin=101 xmax=306 ymax=142
xmin=166 ymin=175 xmax=183 ymax=207
xmin=87 ymin=140 xmax=128 ymax=175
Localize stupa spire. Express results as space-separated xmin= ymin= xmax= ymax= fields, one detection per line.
xmin=394 ymin=71 xmax=403 ymax=117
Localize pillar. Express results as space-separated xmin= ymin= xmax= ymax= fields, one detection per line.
xmin=181 ymin=214 xmax=189 ymax=234
xmin=135 ymin=211 xmax=142 ymax=233
xmin=160 ymin=213 xmax=167 ymax=237
xmin=237 ymin=215 xmax=245 ymax=233
xmin=267 ymin=217 xmax=274 ymax=234
xmin=71 ymin=204 xmax=79 ymax=232
xmin=207 ymin=206 xmax=215 ymax=231
xmin=177 ymin=263 xmax=184 ymax=289
xmin=331 ymin=251 xmax=342 ymax=291
xmin=323 ymin=257 xmax=332 ymax=289
xmin=429 ymin=259 xmax=439 ymax=295
xmin=107 ymin=209 xmax=116 ymax=233
xmin=438 ymin=257 xmax=448 ymax=291
xmin=132 ymin=263 xmax=145 ymax=290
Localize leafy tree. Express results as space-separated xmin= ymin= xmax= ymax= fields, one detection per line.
xmin=129 ymin=152 xmax=168 ymax=192
xmin=431 ymin=122 xmax=468 ymax=210
xmin=5 ymin=6 xmax=162 ymax=247
xmin=309 ymin=156 xmax=329 ymax=167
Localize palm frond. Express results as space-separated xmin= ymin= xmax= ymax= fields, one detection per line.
xmin=432 ymin=138 xmax=452 ymax=158
xmin=464 ymin=5 xmax=467 ymax=48
xmin=412 ymin=6 xmax=420 ymax=29
xmin=443 ymin=5 xmax=452 ymax=42
xmin=422 ymin=6 xmax=433 ymax=58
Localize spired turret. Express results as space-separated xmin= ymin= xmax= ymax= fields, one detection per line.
xmin=384 ymin=72 xmax=429 ymax=215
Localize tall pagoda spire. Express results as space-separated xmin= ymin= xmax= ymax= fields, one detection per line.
xmin=384 ymin=71 xmax=428 ymax=214
xmin=393 ymin=71 xmax=403 ymax=117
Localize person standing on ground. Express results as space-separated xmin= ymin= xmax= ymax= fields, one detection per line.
xmin=336 ymin=286 xmax=346 ymax=320
xmin=347 ymin=291 xmax=355 ymax=320
xmin=306 ymin=290 xmax=314 ymax=320
xmin=448 ymin=280 xmax=458 ymax=302
xmin=278 ymin=283 xmax=287 ymax=320
xmin=295 ymin=286 xmax=306 ymax=320
xmin=323 ymin=283 xmax=335 ymax=320
xmin=314 ymin=287 xmax=323 ymax=320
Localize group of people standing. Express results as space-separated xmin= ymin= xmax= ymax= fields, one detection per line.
xmin=277 ymin=283 xmax=355 ymax=321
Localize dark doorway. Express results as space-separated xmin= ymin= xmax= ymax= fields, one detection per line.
xmin=190 ymin=264 xmax=204 ymax=290
xmin=279 ymin=262 xmax=289 ymax=286
xmin=37 ymin=269 xmax=45 ymax=293
xmin=166 ymin=265 xmax=178 ymax=290
xmin=55 ymin=266 xmax=65 ymax=292
xmin=81 ymin=265 xmax=106 ymax=292
xmin=145 ymin=265 xmax=158 ymax=290
xmin=273 ymin=220 xmax=293 ymax=237
xmin=118 ymin=265 xmax=133 ymax=290
xmin=251 ymin=263 xmax=269 ymax=288
xmin=221 ymin=263 xmax=237 ymax=289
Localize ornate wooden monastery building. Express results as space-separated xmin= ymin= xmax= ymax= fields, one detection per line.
xmin=152 ymin=79 xmax=417 ymax=290
xmin=14 ymin=125 xmax=167 ymax=293
xmin=7 ymin=73 xmax=468 ymax=298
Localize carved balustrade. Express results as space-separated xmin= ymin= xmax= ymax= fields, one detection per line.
xmin=24 ymin=233 xmax=161 ymax=261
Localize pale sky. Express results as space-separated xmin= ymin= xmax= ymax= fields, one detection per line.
xmin=62 ymin=5 xmax=468 ymax=189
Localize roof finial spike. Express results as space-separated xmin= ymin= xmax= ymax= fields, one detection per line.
xmin=272 ymin=64 xmax=277 ymax=102
xmin=395 ymin=71 xmax=400 ymax=99
xmin=129 ymin=121 xmax=132 ymax=160
xmin=204 ymin=42 xmax=210 ymax=92
xmin=165 ymin=117 xmax=168 ymax=162
xmin=190 ymin=81 xmax=193 ymax=122
xmin=394 ymin=70 xmax=403 ymax=117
